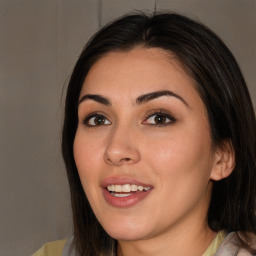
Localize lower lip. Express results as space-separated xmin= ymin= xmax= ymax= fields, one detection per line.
xmin=102 ymin=188 xmax=152 ymax=208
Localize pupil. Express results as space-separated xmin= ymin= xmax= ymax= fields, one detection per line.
xmin=155 ymin=115 xmax=166 ymax=124
xmin=95 ymin=116 xmax=105 ymax=125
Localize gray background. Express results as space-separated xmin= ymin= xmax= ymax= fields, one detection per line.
xmin=0 ymin=1 xmax=255 ymax=255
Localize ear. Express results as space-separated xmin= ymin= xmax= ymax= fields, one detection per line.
xmin=210 ymin=140 xmax=235 ymax=181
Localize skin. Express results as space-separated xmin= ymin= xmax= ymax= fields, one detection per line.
xmin=73 ymin=47 xmax=234 ymax=256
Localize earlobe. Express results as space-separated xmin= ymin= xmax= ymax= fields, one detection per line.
xmin=210 ymin=140 xmax=235 ymax=181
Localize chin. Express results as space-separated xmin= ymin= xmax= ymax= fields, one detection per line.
xmin=102 ymin=222 xmax=150 ymax=241
xmin=108 ymin=231 xmax=147 ymax=242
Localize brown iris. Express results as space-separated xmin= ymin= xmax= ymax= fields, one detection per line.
xmin=154 ymin=114 xmax=167 ymax=124
xmin=94 ymin=115 xmax=106 ymax=125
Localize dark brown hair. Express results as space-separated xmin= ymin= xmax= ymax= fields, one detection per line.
xmin=62 ymin=12 xmax=256 ymax=255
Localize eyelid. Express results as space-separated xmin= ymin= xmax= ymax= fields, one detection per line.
xmin=143 ymin=109 xmax=176 ymax=126
xmin=81 ymin=112 xmax=111 ymax=127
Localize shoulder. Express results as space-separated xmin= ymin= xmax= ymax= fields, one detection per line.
xmin=215 ymin=232 xmax=256 ymax=256
xmin=32 ymin=239 xmax=67 ymax=256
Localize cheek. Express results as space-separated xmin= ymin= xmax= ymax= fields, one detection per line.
xmin=147 ymin=125 xmax=214 ymax=185
xmin=73 ymin=130 xmax=104 ymax=186
xmin=73 ymin=131 xmax=107 ymax=215
xmin=147 ymin=131 xmax=214 ymax=215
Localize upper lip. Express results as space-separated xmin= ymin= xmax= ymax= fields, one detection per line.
xmin=101 ymin=176 xmax=153 ymax=188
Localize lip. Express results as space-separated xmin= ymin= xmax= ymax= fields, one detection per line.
xmin=101 ymin=176 xmax=152 ymax=188
xmin=101 ymin=176 xmax=153 ymax=208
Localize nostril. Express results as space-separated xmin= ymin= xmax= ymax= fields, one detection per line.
xmin=106 ymin=158 xmax=112 ymax=164
xmin=105 ymin=157 xmax=132 ymax=166
xmin=121 ymin=158 xmax=131 ymax=162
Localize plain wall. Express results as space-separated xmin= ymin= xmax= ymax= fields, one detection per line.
xmin=0 ymin=1 xmax=255 ymax=255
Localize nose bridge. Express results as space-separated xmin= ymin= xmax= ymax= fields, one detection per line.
xmin=104 ymin=121 xmax=140 ymax=166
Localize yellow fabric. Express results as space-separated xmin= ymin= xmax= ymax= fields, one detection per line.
xmin=32 ymin=239 xmax=67 ymax=256
xmin=202 ymin=231 xmax=226 ymax=256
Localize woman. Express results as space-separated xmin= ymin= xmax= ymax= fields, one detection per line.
xmin=33 ymin=12 xmax=256 ymax=256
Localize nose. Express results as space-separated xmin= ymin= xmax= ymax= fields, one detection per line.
xmin=103 ymin=124 xmax=141 ymax=166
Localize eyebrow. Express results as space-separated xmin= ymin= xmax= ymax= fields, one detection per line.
xmin=136 ymin=90 xmax=189 ymax=107
xmin=78 ymin=94 xmax=111 ymax=105
xmin=78 ymin=90 xmax=189 ymax=107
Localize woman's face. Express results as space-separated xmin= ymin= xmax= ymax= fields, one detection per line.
xmin=73 ymin=47 xmax=219 ymax=241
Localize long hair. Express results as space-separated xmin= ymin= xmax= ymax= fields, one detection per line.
xmin=62 ymin=12 xmax=256 ymax=255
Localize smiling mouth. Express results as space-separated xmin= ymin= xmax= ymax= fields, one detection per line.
xmin=107 ymin=184 xmax=151 ymax=197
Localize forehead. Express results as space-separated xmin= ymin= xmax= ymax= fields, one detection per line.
xmin=80 ymin=47 xmax=199 ymax=103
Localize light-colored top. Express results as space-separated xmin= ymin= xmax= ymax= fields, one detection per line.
xmin=32 ymin=239 xmax=67 ymax=256
xmin=203 ymin=231 xmax=226 ymax=256
xmin=32 ymin=231 xmax=226 ymax=256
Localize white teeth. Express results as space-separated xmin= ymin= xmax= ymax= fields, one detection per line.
xmin=115 ymin=185 xmax=122 ymax=192
xmin=107 ymin=184 xmax=151 ymax=193
xmin=111 ymin=193 xmax=132 ymax=197
xmin=131 ymin=184 xmax=137 ymax=191
xmin=138 ymin=186 xmax=143 ymax=191
xmin=122 ymin=184 xmax=131 ymax=192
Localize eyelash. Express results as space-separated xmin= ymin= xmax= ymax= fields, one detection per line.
xmin=143 ymin=110 xmax=176 ymax=127
xmin=82 ymin=110 xmax=176 ymax=127
xmin=82 ymin=112 xmax=111 ymax=127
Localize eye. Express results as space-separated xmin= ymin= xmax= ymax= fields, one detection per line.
xmin=83 ymin=114 xmax=111 ymax=127
xmin=143 ymin=111 xmax=176 ymax=126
